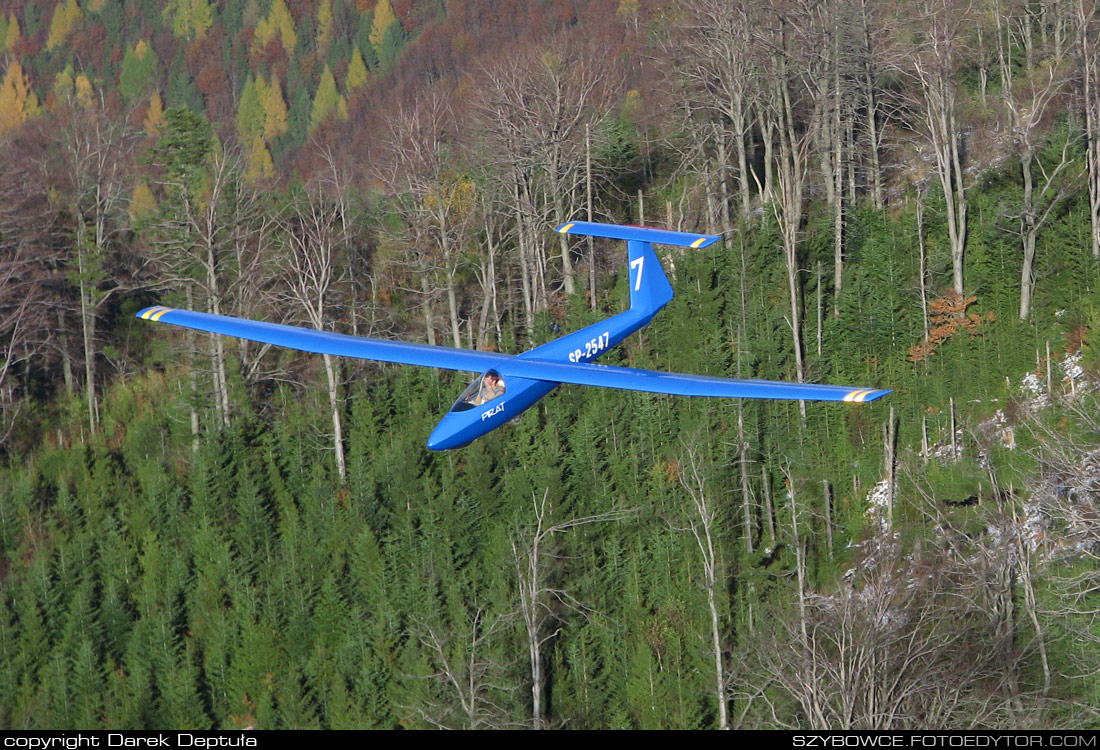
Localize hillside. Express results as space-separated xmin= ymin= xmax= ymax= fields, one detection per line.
xmin=2 ymin=0 xmax=1100 ymax=730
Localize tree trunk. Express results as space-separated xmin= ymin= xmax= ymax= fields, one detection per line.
xmin=1019 ymin=153 xmax=1038 ymax=320
xmin=323 ymin=353 xmax=346 ymax=484
xmin=1083 ymin=0 xmax=1100 ymax=258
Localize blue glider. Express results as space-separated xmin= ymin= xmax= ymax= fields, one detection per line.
xmin=137 ymin=222 xmax=890 ymax=450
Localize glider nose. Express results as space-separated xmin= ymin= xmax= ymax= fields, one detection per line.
xmin=427 ymin=411 xmax=489 ymax=451
xmin=426 ymin=418 xmax=462 ymax=451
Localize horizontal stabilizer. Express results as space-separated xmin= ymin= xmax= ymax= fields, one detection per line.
xmin=557 ymin=221 xmax=720 ymax=249
xmin=136 ymin=306 xmax=512 ymax=373
xmin=497 ymin=357 xmax=891 ymax=402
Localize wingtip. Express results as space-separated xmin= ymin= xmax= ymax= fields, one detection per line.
xmin=136 ymin=306 xmax=173 ymax=321
xmin=842 ymin=388 xmax=892 ymax=403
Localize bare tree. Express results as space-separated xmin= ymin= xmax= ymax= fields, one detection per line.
xmin=899 ymin=0 xmax=976 ymax=296
xmin=276 ymin=154 xmax=352 ymax=483
xmin=818 ymin=0 xmax=898 ymax=313
xmin=475 ymin=39 xmax=620 ymax=333
xmin=413 ymin=606 xmax=516 ymax=729
xmin=0 ymin=243 xmax=48 ymax=448
xmin=373 ymin=93 xmax=474 ymax=348
xmin=147 ymin=128 xmax=270 ymax=433
xmin=992 ymin=0 xmax=1077 ymax=320
xmin=674 ymin=0 xmax=757 ymax=224
xmin=511 ymin=489 xmax=634 ymax=729
xmin=676 ymin=439 xmax=729 ymax=730
xmin=739 ymin=532 xmax=1038 ymax=729
xmin=1076 ymin=0 xmax=1100 ymax=258
xmin=853 ymin=0 xmax=891 ymax=209
xmin=1022 ymin=395 xmax=1100 ymax=693
xmin=756 ymin=4 xmax=829 ymax=418
xmin=0 ymin=130 xmax=57 ymax=449
xmin=52 ymin=98 xmax=139 ymax=436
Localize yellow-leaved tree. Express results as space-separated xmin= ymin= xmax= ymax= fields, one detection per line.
xmin=310 ymin=65 xmax=342 ymax=131
xmin=347 ymin=47 xmax=369 ymax=94
xmin=246 ymin=134 xmax=275 ymax=182
xmin=4 ymin=13 xmax=21 ymax=53
xmin=251 ymin=0 xmax=297 ymax=56
xmin=46 ymin=0 xmax=82 ymax=51
xmin=260 ymin=75 xmax=288 ymax=142
xmin=144 ymin=91 xmax=166 ymax=137
xmin=370 ymin=0 xmax=397 ymax=52
xmin=317 ymin=0 xmax=334 ymax=59
xmin=129 ymin=180 xmax=156 ymax=223
xmin=75 ymin=74 xmax=94 ymax=108
xmin=0 ymin=60 xmax=40 ymax=137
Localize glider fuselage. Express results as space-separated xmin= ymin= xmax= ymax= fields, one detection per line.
xmin=426 ymin=306 xmax=656 ymax=450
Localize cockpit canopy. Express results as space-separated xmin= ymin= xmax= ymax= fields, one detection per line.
xmin=450 ymin=369 xmax=506 ymax=412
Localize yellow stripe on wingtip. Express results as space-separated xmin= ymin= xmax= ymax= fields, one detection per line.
xmin=843 ymin=389 xmax=868 ymax=402
xmin=559 ymin=223 xmax=575 ymax=233
xmin=691 ymin=237 xmax=706 ymax=248
xmin=151 ymin=308 xmax=172 ymax=321
xmin=141 ymin=307 xmax=165 ymax=320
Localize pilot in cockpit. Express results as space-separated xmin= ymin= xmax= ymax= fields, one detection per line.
xmin=476 ymin=372 xmax=505 ymax=405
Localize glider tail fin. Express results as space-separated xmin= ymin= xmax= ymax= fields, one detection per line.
xmin=556 ymin=221 xmax=721 ymax=320
xmin=627 ymin=240 xmax=674 ymax=319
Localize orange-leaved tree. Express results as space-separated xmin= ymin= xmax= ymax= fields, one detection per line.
xmin=908 ymin=291 xmax=994 ymax=362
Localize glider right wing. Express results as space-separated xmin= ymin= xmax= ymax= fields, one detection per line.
xmin=497 ymin=357 xmax=890 ymax=402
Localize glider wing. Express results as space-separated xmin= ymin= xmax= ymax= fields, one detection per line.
xmin=136 ymin=306 xmax=513 ymax=372
xmin=496 ymin=357 xmax=890 ymax=402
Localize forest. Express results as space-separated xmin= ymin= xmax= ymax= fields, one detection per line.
xmin=3 ymin=0 xmax=1100 ymax=730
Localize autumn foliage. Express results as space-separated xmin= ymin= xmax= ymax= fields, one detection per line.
xmin=909 ymin=291 xmax=996 ymax=362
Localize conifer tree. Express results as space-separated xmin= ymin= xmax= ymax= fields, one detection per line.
xmin=245 ymin=134 xmax=275 ymax=182
xmin=236 ymin=74 xmax=262 ymax=145
xmin=119 ymin=40 xmax=160 ymax=104
xmin=166 ymin=52 xmax=204 ymax=112
xmin=370 ymin=0 xmax=397 ymax=52
xmin=356 ymin=11 xmax=379 ymax=69
xmin=0 ymin=60 xmax=40 ymax=137
xmin=260 ymin=75 xmax=287 ymax=142
xmin=143 ymin=91 xmax=166 ymax=137
xmin=52 ymin=64 xmax=75 ymax=104
xmin=346 ymin=46 xmax=368 ymax=93
xmin=129 ymin=180 xmax=155 ymax=223
xmin=170 ymin=0 xmax=214 ymax=40
xmin=46 ymin=0 xmax=82 ymax=51
xmin=97 ymin=0 xmax=122 ymax=42
xmin=3 ymin=13 xmax=20 ymax=52
xmin=310 ymin=65 xmax=340 ymax=131
xmin=74 ymin=74 xmax=93 ymax=108
xmin=377 ymin=18 xmax=405 ymax=68
xmin=251 ymin=0 xmax=296 ymax=57
xmin=316 ymin=0 xmax=334 ymax=60
xmin=287 ymin=81 xmax=311 ymax=144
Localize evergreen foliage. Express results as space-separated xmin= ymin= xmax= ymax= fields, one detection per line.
xmin=2 ymin=0 xmax=1100 ymax=731
xmin=119 ymin=40 xmax=161 ymax=105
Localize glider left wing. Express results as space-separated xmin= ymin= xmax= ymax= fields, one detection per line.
xmin=497 ymin=357 xmax=890 ymax=402
xmin=136 ymin=306 xmax=513 ymax=372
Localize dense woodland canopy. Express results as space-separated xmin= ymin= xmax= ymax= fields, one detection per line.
xmin=4 ymin=0 xmax=1100 ymax=730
